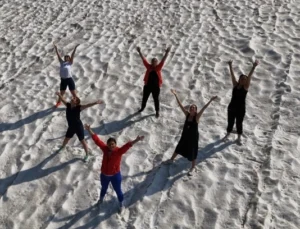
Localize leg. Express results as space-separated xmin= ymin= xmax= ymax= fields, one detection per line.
xmin=62 ymin=137 xmax=71 ymax=148
xmin=139 ymin=85 xmax=151 ymax=112
xmin=76 ymin=124 xmax=88 ymax=156
xmin=57 ymin=90 xmax=66 ymax=103
xmin=236 ymin=110 xmax=245 ymax=144
xmin=63 ymin=127 xmax=75 ymax=148
xmin=152 ymin=86 xmax=160 ymax=117
xmin=68 ymin=78 xmax=77 ymax=98
xmin=164 ymin=152 xmax=178 ymax=164
xmin=224 ymin=109 xmax=236 ymax=140
xmin=111 ymin=172 xmax=124 ymax=204
xmin=100 ymin=173 xmax=111 ymax=201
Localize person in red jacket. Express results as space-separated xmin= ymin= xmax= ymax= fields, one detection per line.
xmin=136 ymin=46 xmax=171 ymax=118
xmin=84 ymin=124 xmax=144 ymax=212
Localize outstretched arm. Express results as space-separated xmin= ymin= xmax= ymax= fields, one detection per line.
xmin=80 ymin=100 xmax=103 ymax=111
xmin=54 ymin=43 xmax=63 ymax=63
xmin=56 ymin=92 xmax=67 ymax=106
xmin=84 ymin=124 xmax=106 ymax=152
xmin=245 ymin=60 xmax=259 ymax=90
xmin=70 ymin=44 xmax=79 ymax=64
xmin=119 ymin=135 xmax=145 ymax=155
xmin=196 ymin=96 xmax=217 ymax=122
xmin=158 ymin=46 xmax=171 ymax=68
xmin=171 ymin=89 xmax=189 ymax=116
xmin=136 ymin=46 xmax=150 ymax=68
xmin=228 ymin=60 xmax=237 ymax=87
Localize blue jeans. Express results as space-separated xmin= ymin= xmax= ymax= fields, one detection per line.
xmin=100 ymin=172 xmax=123 ymax=202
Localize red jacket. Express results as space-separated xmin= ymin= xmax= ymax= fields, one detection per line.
xmin=92 ymin=134 xmax=133 ymax=175
xmin=142 ymin=57 xmax=164 ymax=87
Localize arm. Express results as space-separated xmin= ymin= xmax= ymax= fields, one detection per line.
xmin=228 ymin=60 xmax=237 ymax=87
xmin=80 ymin=100 xmax=103 ymax=111
xmin=157 ymin=46 xmax=171 ymax=69
xmin=84 ymin=124 xmax=107 ymax=152
xmin=119 ymin=135 xmax=144 ymax=154
xmin=70 ymin=44 xmax=79 ymax=64
xmin=56 ymin=92 xmax=67 ymax=106
xmin=171 ymin=89 xmax=189 ymax=116
xmin=54 ymin=43 xmax=63 ymax=63
xmin=196 ymin=96 xmax=217 ymax=122
xmin=136 ymin=47 xmax=151 ymax=68
xmin=245 ymin=60 xmax=259 ymax=90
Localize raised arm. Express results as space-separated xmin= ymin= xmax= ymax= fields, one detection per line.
xmin=171 ymin=89 xmax=189 ymax=116
xmin=228 ymin=60 xmax=237 ymax=87
xmin=80 ymin=100 xmax=103 ymax=111
xmin=70 ymin=44 xmax=79 ymax=64
xmin=136 ymin=46 xmax=150 ymax=68
xmin=245 ymin=60 xmax=259 ymax=90
xmin=158 ymin=46 xmax=171 ymax=68
xmin=84 ymin=124 xmax=106 ymax=152
xmin=56 ymin=92 xmax=67 ymax=106
xmin=53 ymin=43 xmax=63 ymax=63
xmin=196 ymin=96 xmax=217 ymax=122
xmin=119 ymin=135 xmax=144 ymax=155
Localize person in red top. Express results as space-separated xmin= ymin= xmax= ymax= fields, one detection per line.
xmin=84 ymin=124 xmax=144 ymax=212
xmin=136 ymin=46 xmax=171 ymax=118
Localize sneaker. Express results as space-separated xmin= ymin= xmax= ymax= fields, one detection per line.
xmin=97 ymin=198 xmax=103 ymax=207
xmin=55 ymin=101 xmax=61 ymax=108
xmin=155 ymin=112 xmax=160 ymax=118
xmin=118 ymin=202 xmax=124 ymax=214
xmin=84 ymin=155 xmax=89 ymax=162
xmin=187 ymin=168 xmax=195 ymax=176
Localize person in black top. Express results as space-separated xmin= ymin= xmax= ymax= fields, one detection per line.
xmin=165 ymin=89 xmax=217 ymax=176
xmin=56 ymin=92 xmax=103 ymax=161
xmin=223 ymin=60 xmax=259 ymax=145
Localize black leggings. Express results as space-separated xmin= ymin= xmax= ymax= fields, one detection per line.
xmin=227 ymin=108 xmax=245 ymax=135
xmin=141 ymin=85 xmax=160 ymax=112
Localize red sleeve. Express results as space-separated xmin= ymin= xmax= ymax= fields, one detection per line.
xmin=118 ymin=142 xmax=133 ymax=155
xmin=92 ymin=134 xmax=107 ymax=152
xmin=157 ymin=60 xmax=164 ymax=70
xmin=142 ymin=57 xmax=151 ymax=69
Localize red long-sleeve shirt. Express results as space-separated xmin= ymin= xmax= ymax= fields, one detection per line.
xmin=142 ymin=57 xmax=164 ymax=87
xmin=92 ymin=134 xmax=133 ymax=175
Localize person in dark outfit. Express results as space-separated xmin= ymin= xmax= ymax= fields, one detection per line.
xmin=165 ymin=89 xmax=217 ymax=175
xmin=223 ymin=60 xmax=259 ymax=145
xmin=136 ymin=46 xmax=171 ymax=118
xmin=56 ymin=92 xmax=103 ymax=161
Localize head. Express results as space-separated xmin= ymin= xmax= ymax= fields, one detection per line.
xmin=189 ymin=104 xmax=198 ymax=115
xmin=238 ymin=74 xmax=248 ymax=86
xmin=151 ymin=58 xmax=158 ymax=67
xmin=107 ymin=138 xmax=117 ymax=150
xmin=70 ymin=96 xmax=81 ymax=106
xmin=64 ymin=55 xmax=71 ymax=62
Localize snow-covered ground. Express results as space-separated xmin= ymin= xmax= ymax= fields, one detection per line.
xmin=0 ymin=0 xmax=300 ymax=228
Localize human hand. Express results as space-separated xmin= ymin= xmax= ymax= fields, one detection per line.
xmin=166 ymin=46 xmax=171 ymax=53
xmin=228 ymin=60 xmax=233 ymax=66
xmin=210 ymin=96 xmax=218 ymax=101
xmin=84 ymin=124 xmax=91 ymax=130
xmin=56 ymin=91 xmax=61 ymax=96
xmin=96 ymin=100 xmax=103 ymax=104
xmin=170 ymin=89 xmax=177 ymax=95
xmin=136 ymin=47 xmax=141 ymax=52
xmin=136 ymin=135 xmax=144 ymax=141
xmin=253 ymin=60 xmax=259 ymax=67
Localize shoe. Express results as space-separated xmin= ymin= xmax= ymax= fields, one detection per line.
xmin=55 ymin=101 xmax=61 ymax=108
xmin=84 ymin=155 xmax=89 ymax=162
xmin=118 ymin=202 xmax=124 ymax=214
xmin=97 ymin=198 xmax=103 ymax=207
xmin=155 ymin=112 xmax=160 ymax=118
xmin=187 ymin=168 xmax=195 ymax=176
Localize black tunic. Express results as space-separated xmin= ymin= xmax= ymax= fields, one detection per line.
xmin=175 ymin=114 xmax=199 ymax=161
xmin=228 ymin=86 xmax=248 ymax=111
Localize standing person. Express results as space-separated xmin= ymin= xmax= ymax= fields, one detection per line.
xmin=54 ymin=43 xmax=79 ymax=108
xmin=136 ymin=46 xmax=171 ymax=118
xmin=56 ymin=92 xmax=103 ymax=161
xmin=84 ymin=124 xmax=144 ymax=213
xmin=223 ymin=60 xmax=259 ymax=145
xmin=165 ymin=89 xmax=217 ymax=176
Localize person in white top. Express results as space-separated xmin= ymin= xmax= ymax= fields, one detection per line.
xmin=54 ymin=43 xmax=79 ymax=108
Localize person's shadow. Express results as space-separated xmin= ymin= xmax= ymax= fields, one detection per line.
xmin=0 ymin=149 xmax=80 ymax=197
xmin=0 ymin=107 xmax=64 ymax=133
xmin=47 ymin=139 xmax=233 ymax=228
xmin=87 ymin=112 xmax=155 ymax=137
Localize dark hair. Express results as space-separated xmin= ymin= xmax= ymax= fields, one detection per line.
xmin=107 ymin=137 xmax=116 ymax=145
xmin=64 ymin=55 xmax=71 ymax=60
xmin=239 ymin=74 xmax=247 ymax=79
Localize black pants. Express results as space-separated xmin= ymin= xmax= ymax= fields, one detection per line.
xmin=227 ymin=108 xmax=245 ymax=135
xmin=141 ymin=85 xmax=160 ymax=112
